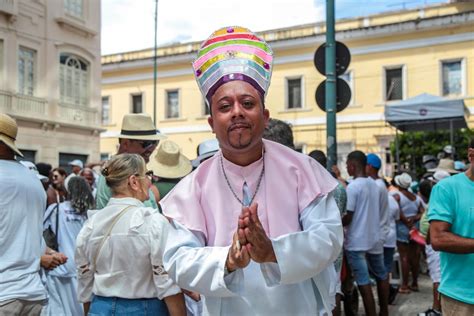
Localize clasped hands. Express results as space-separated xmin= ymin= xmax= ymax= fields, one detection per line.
xmin=225 ymin=203 xmax=277 ymax=273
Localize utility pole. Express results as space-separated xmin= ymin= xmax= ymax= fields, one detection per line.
xmin=153 ymin=0 xmax=158 ymax=125
xmin=326 ymin=0 xmax=337 ymax=170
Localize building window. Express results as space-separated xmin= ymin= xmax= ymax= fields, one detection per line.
xmin=385 ymin=67 xmax=403 ymax=101
xmin=340 ymin=70 xmax=354 ymax=106
xmin=441 ymin=60 xmax=462 ymax=96
xmin=64 ymin=0 xmax=83 ymax=18
xmin=102 ymin=96 xmax=110 ymax=125
xmin=166 ymin=90 xmax=179 ymax=119
xmin=131 ymin=94 xmax=143 ymax=113
xmin=60 ymin=54 xmax=89 ymax=106
xmin=18 ymin=47 xmax=36 ymax=96
xmin=202 ymin=98 xmax=210 ymax=116
xmin=286 ymin=78 xmax=302 ymax=109
xmin=17 ymin=149 xmax=36 ymax=163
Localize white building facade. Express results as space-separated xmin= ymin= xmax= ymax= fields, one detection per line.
xmin=0 ymin=0 xmax=101 ymax=168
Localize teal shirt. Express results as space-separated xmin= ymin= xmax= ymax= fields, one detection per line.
xmin=428 ymin=172 xmax=474 ymax=304
xmin=96 ymin=175 xmax=158 ymax=209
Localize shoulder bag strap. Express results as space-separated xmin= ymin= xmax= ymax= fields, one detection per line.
xmin=93 ymin=205 xmax=135 ymax=268
xmin=54 ymin=203 xmax=60 ymax=241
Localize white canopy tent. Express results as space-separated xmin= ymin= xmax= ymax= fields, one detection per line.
xmin=384 ymin=93 xmax=470 ymax=169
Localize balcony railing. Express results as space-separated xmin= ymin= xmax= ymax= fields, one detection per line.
xmin=0 ymin=0 xmax=17 ymax=17
xmin=0 ymin=90 xmax=100 ymax=129
xmin=0 ymin=91 xmax=46 ymax=118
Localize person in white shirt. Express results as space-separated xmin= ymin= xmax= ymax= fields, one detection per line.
xmin=366 ymin=153 xmax=393 ymax=274
xmin=0 ymin=114 xmax=47 ymax=315
xmin=43 ymin=176 xmax=93 ymax=316
xmin=64 ymin=159 xmax=83 ymax=191
xmin=75 ymin=153 xmax=185 ymax=316
xmin=342 ymin=151 xmax=389 ymax=316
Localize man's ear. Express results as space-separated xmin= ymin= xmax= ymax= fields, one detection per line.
xmin=263 ymin=108 xmax=270 ymax=128
xmin=208 ymin=115 xmax=215 ymax=133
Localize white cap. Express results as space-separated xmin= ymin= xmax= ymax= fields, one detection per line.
xmin=68 ymin=159 xmax=84 ymax=169
xmin=429 ymin=170 xmax=450 ymax=183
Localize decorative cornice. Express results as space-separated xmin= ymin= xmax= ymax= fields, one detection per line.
xmin=102 ymin=31 xmax=473 ymax=85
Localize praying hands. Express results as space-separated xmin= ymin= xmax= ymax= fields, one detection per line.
xmin=226 ymin=203 xmax=277 ymax=273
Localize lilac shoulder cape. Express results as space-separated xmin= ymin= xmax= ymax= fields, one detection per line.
xmin=160 ymin=139 xmax=337 ymax=246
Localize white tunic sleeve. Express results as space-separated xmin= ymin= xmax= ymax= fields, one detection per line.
xmin=149 ymin=214 xmax=182 ymax=299
xmin=261 ymin=192 xmax=343 ymax=285
xmin=75 ymin=218 xmax=94 ymax=303
xmin=163 ymin=221 xmax=240 ymax=297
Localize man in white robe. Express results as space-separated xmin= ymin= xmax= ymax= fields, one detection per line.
xmin=161 ymin=26 xmax=343 ymax=315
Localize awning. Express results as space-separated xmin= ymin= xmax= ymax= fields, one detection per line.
xmin=384 ymin=93 xmax=469 ymax=132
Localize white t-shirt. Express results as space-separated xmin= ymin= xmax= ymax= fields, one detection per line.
xmin=370 ymin=178 xmax=390 ymax=254
xmin=344 ymin=177 xmax=381 ymax=252
xmin=0 ymin=160 xmax=47 ymax=302
xmin=384 ymin=193 xmax=400 ymax=248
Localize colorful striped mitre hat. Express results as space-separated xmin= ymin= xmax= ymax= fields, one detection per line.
xmin=193 ymin=26 xmax=273 ymax=106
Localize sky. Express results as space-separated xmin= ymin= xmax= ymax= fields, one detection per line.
xmin=101 ymin=0 xmax=448 ymax=55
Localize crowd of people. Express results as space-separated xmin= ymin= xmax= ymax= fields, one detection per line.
xmin=1 ymin=25 xmax=473 ymax=316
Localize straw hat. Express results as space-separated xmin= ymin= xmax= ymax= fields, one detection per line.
xmin=0 ymin=113 xmax=23 ymax=157
xmin=151 ymin=140 xmax=192 ymax=179
xmin=428 ymin=158 xmax=459 ymax=174
xmin=118 ymin=114 xmax=167 ymax=140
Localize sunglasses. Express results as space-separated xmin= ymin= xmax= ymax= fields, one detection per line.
xmin=134 ymin=170 xmax=155 ymax=181
xmin=136 ymin=140 xmax=158 ymax=149
xmin=52 ymin=174 xmax=60 ymax=179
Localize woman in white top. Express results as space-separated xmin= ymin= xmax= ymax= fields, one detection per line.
xmin=75 ymin=154 xmax=185 ymax=316
xmin=392 ymin=173 xmax=424 ymax=294
xmin=43 ymin=176 xmax=92 ymax=315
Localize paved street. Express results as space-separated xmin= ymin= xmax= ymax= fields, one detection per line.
xmin=352 ymin=274 xmax=433 ymax=316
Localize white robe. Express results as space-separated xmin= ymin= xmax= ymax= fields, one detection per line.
xmin=163 ymin=193 xmax=343 ymax=316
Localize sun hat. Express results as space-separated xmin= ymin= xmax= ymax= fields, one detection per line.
xmin=193 ymin=26 xmax=273 ymax=106
xmin=0 ymin=113 xmax=23 ymax=157
xmin=191 ymin=139 xmax=220 ymax=168
xmin=68 ymin=159 xmax=84 ymax=169
xmin=427 ymin=158 xmax=459 ymax=174
xmin=394 ymin=172 xmax=412 ymax=189
xmin=117 ymin=113 xmax=167 ymax=140
xmin=20 ymin=160 xmax=48 ymax=180
xmin=150 ymin=140 xmax=192 ymax=179
xmin=366 ymin=153 xmax=382 ymax=170
xmin=428 ymin=170 xmax=450 ymax=183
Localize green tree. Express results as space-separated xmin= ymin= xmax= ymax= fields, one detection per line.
xmin=390 ymin=128 xmax=473 ymax=178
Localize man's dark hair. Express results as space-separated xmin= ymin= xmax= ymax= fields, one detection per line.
xmin=309 ymin=150 xmax=327 ymax=167
xmin=263 ymin=118 xmax=294 ymax=149
xmin=36 ymin=162 xmax=52 ymax=177
xmin=419 ymin=179 xmax=433 ymax=201
xmin=347 ymin=150 xmax=367 ymax=169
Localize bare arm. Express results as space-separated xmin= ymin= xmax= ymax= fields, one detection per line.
xmin=83 ymin=302 xmax=90 ymax=316
xmin=163 ymin=292 xmax=186 ymax=316
xmin=342 ymin=211 xmax=353 ymax=226
xmin=430 ymin=220 xmax=474 ymax=253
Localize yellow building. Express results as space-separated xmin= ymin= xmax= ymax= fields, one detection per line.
xmin=101 ymin=2 xmax=474 ymax=175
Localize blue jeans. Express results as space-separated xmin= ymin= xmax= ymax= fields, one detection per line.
xmin=345 ymin=250 xmax=387 ymax=286
xmin=383 ymin=247 xmax=395 ymax=275
xmin=89 ymin=296 xmax=169 ymax=316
